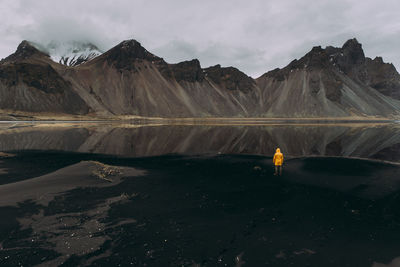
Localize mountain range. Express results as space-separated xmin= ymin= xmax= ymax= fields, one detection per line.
xmin=0 ymin=38 xmax=400 ymax=119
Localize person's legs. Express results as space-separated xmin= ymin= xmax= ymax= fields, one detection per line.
xmin=274 ymin=165 xmax=278 ymax=175
xmin=279 ymin=165 xmax=282 ymax=176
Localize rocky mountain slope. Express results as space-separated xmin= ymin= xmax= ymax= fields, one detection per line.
xmin=62 ymin=40 xmax=262 ymax=117
xmin=256 ymin=39 xmax=400 ymax=117
xmin=0 ymin=38 xmax=399 ymax=118
xmin=0 ymin=41 xmax=90 ymax=115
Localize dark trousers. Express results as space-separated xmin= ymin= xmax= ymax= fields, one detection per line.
xmin=274 ymin=165 xmax=282 ymax=176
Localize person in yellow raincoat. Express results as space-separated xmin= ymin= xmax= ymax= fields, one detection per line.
xmin=273 ymin=148 xmax=284 ymax=176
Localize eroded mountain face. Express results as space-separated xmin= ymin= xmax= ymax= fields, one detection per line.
xmin=64 ymin=40 xmax=261 ymax=117
xmin=256 ymin=38 xmax=400 ymax=117
xmin=0 ymin=42 xmax=90 ymax=114
xmin=203 ymin=64 xmax=256 ymax=93
xmin=365 ymin=57 xmax=400 ymax=100
xmin=0 ymin=38 xmax=399 ymax=118
xmin=101 ymin=39 xmax=162 ymax=70
xmin=326 ymin=39 xmax=400 ymax=100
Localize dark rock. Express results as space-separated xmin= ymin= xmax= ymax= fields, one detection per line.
xmin=322 ymin=72 xmax=343 ymax=102
xmin=262 ymin=46 xmax=333 ymax=81
xmin=341 ymin=38 xmax=365 ymax=65
xmin=301 ymin=46 xmax=332 ymax=70
xmin=0 ymin=60 xmax=90 ymax=114
xmin=169 ymin=59 xmax=204 ymax=83
xmin=102 ymin=40 xmax=163 ymax=70
xmin=204 ymin=64 xmax=255 ymax=92
xmin=0 ymin=63 xmax=67 ymax=94
xmin=365 ymin=57 xmax=400 ymax=100
xmin=262 ymin=68 xmax=285 ymax=81
xmin=333 ymin=38 xmax=366 ymax=78
xmin=1 ymin=41 xmax=49 ymax=63
xmin=325 ymin=46 xmax=341 ymax=56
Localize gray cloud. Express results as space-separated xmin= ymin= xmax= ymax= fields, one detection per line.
xmin=1 ymin=0 xmax=399 ymax=77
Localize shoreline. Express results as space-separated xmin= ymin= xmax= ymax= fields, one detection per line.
xmin=1 ymin=109 xmax=399 ymax=124
xmin=0 ymin=117 xmax=398 ymax=126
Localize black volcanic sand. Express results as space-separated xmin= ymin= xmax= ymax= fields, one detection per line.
xmin=0 ymin=152 xmax=400 ymax=266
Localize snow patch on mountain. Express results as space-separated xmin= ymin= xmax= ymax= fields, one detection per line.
xmin=33 ymin=41 xmax=103 ymax=66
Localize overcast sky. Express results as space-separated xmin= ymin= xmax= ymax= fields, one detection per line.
xmin=1 ymin=0 xmax=399 ymax=77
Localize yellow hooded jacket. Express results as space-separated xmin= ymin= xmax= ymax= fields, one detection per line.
xmin=273 ymin=148 xmax=284 ymax=166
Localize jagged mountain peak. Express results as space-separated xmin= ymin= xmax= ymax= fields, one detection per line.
xmin=119 ymin=39 xmax=142 ymax=48
xmin=342 ymin=38 xmax=362 ymax=49
xmin=16 ymin=40 xmax=37 ymax=53
xmin=260 ymin=38 xmax=368 ymax=80
xmin=204 ymin=64 xmax=256 ymax=92
xmin=372 ymin=56 xmax=384 ymax=63
xmin=168 ymin=59 xmax=204 ymax=83
xmin=173 ymin=59 xmax=202 ymax=71
xmin=299 ymin=38 xmax=365 ymax=71
xmin=1 ymin=40 xmax=49 ymax=63
xmin=340 ymin=38 xmax=365 ymax=66
xmin=102 ymin=39 xmax=162 ymax=69
xmin=298 ymin=45 xmax=332 ymax=70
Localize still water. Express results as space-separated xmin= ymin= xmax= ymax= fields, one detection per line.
xmin=0 ymin=122 xmax=399 ymax=161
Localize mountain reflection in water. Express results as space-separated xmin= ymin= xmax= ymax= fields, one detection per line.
xmin=0 ymin=122 xmax=399 ymax=162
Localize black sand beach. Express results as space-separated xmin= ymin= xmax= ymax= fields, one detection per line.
xmin=0 ymin=151 xmax=400 ymax=266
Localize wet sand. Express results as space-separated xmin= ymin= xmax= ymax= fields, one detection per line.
xmin=0 ymin=152 xmax=400 ymax=266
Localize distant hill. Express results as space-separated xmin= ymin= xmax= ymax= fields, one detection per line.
xmin=0 ymin=38 xmax=399 ymax=118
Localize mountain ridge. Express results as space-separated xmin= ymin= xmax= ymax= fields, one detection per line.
xmin=0 ymin=38 xmax=399 ymax=119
